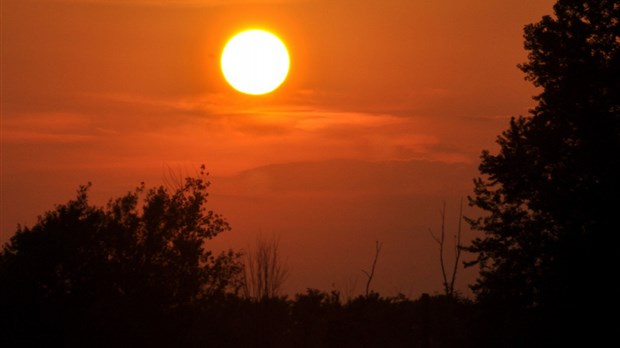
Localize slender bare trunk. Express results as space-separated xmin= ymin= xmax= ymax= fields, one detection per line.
xmin=362 ymin=241 xmax=382 ymax=296
xmin=242 ymin=235 xmax=288 ymax=300
xmin=430 ymin=200 xmax=463 ymax=297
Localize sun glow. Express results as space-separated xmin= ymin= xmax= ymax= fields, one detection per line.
xmin=221 ymin=30 xmax=290 ymax=95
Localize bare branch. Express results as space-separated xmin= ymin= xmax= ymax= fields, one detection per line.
xmin=448 ymin=198 xmax=464 ymax=296
xmin=162 ymin=164 xmax=186 ymax=192
xmin=430 ymin=200 xmax=464 ymax=297
xmin=434 ymin=202 xmax=449 ymax=296
xmin=242 ymin=234 xmax=288 ymax=300
xmin=362 ymin=241 xmax=383 ymax=296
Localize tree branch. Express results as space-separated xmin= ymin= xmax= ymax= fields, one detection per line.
xmin=363 ymin=241 xmax=382 ymax=296
xmin=448 ymin=198 xmax=463 ymax=296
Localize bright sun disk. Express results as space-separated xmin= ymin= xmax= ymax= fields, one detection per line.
xmin=221 ymin=29 xmax=290 ymax=95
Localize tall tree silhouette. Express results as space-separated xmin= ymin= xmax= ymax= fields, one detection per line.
xmin=466 ymin=0 xmax=618 ymax=343
xmin=0 ymin=166 xmax=242 ymax=346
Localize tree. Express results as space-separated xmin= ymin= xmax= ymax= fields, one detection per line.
xmin=362 ymin=240 xmax=382 ymax=296
xmin=429 ymin=200 xmax=463 ymax=298
xmin=0 ymin=166 xmax=242 ymax=346
xmin=241 ymin=234 xmax=289 ymax=300
xmin=466 ymin=0 xmax=618 ymax=342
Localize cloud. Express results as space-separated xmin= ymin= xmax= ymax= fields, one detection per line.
xmin=215 ymin=158 xmax=476 ymax=196
xmin=2 ymin=89 xmax=476 ymax=183
xmin=1 ymin=112 xmax=100 ymax=144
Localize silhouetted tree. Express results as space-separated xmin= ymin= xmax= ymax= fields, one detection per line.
xmin=466 ymin=0 xmax=618 ymax=344
xmin=362 ymin=240 xmax=382 ymax=296
xmin=0 ymin=166 xmax=242 ymax=346
xmin=242 ymin=234 xmax=289 ymax=300
xmin=429 ymin=200 xmax=463 ymax=297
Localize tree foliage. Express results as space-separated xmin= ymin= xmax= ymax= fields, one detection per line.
xmin=466 ymin=0 xmax=619 ymax=340
xmin=0 ymin=166 xmax=242 ymax=346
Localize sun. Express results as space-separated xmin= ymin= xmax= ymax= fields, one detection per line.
xmin=221 ymin=29 xmax=290 ymax=95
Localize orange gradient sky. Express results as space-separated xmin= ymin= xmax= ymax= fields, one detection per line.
xmin=1 ymin=0 xmax=555 ymax=297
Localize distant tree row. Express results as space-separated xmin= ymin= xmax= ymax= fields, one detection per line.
xmin=0 ymin=172 xmax=476 ymax=347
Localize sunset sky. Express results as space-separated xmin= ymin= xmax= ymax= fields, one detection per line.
xmin=1 ymin=0 xmax=555 ymax=297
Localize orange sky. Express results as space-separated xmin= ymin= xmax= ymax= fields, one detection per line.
xmin=1 ymin=0 xmax=555 ymax=297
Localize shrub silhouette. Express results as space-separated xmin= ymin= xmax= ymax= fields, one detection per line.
xmin=0 ymin=167 xmax=242 ymax=346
